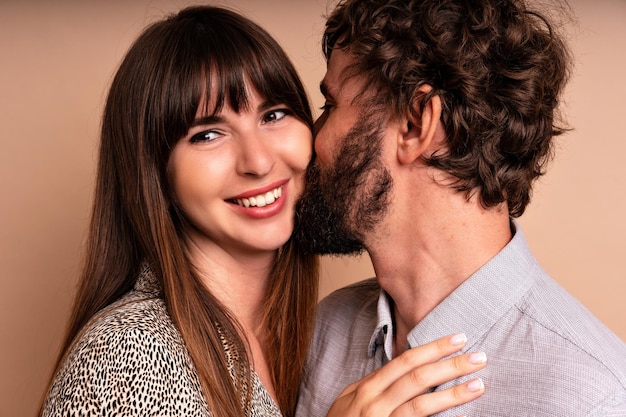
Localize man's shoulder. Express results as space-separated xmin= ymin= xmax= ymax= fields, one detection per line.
xmin=514 ymin=274 xmax=626 ymax=383
xmin=299 ymin=279 xmax=381 ymax=417
xmin=321 ymin=277 xmax=380 ymax=301
xmin=311 ymin=278 xmax=380 ymax=348
xmin=317 ymin=277 xmax=380 ymax=319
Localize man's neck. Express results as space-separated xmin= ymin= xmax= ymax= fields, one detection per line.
xmin=366 ymin=193 xmax=512 ymax=353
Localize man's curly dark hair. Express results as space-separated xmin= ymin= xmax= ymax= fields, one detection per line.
xmin=323 ymin=0 xmax=572 ymax=217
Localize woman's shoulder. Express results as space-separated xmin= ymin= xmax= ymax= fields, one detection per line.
xmin=42 ymin=292 xmax=209 ymax=416
xmin=87 ymin=291 xmax=175 ymax=342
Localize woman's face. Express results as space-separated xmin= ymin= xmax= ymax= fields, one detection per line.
xmin=168 ymin=84 xmax=312 ymax=259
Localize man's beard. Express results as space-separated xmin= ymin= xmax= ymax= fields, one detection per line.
xmin=294 ymin=113 xmax=393 ymax=255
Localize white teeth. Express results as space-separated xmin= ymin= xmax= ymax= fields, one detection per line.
xmin=234 ymin=186 xmax=282 ymax=208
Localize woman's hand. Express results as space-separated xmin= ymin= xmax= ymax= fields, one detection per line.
xmin=326 ymin=334 xmax=486 ymax=417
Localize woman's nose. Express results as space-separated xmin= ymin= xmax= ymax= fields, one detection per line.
xmin=236 ymin=133 xmax=275 ymax=177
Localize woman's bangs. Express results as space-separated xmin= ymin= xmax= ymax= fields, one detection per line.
xmin=167 ymin=8 xmax=312 ymax=144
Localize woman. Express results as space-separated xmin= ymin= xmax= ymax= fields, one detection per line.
xmin=41 ymin=6 xmax=485 ymax=417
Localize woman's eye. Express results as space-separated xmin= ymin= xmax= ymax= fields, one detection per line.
xmin=263 ymin=109 xmax=290 ymax=124
xmin=190 ymin=129 xmax=221 ymax=143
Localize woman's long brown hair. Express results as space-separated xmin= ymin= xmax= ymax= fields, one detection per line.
xmin=41 ymin=6 xmax=318 ymax=417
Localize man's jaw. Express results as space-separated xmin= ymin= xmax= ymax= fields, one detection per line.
xmin=293 ymin=160 xmax=365 ymax=256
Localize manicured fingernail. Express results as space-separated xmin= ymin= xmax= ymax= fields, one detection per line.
xmin=466 ymin=378 xmax=484 ymax=392
xmin=469 ymin=352 xmax=487 ymax=364
xmin=450 ymin=333 xmax=467 ymax=345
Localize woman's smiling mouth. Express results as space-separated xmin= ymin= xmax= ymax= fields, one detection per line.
xmin=231 ymin=185 xmax=283 ymax=208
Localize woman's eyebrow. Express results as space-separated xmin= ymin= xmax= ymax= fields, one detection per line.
xmin=190 ymin=99 xmax=281 ymax=127
xmin=190 ymin=115 xmax=224 ymax=127
xmin=257 ymin=100 xmax=284 ymax=113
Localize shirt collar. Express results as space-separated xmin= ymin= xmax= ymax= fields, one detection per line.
xmin=368 ymin=291 xmax=395 ymax=360
xmin=134 ymin=262 xmax=162 ymax=296
xmin=369 ymin=219 xmax=539 ymax=358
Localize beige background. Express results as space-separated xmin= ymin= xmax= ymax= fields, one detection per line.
xmin=1 ymin=1 xmax=624 ymax=416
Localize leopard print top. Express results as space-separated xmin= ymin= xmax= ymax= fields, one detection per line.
xmin=42 ymin=265 xmax=283 ymax=417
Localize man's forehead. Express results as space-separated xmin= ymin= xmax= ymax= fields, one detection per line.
xmin=321 ymin=48 xmax=363 ymax=100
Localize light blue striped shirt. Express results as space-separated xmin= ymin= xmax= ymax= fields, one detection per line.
xmin=297 ymin=223 xmax=626 ymax=416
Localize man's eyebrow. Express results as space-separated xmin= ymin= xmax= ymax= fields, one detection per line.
xmin=319 ymin=81 xmax=331 ymax=99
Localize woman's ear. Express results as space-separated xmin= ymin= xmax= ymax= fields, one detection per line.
xmin=397 ymin=85 xmax=442 ymax=165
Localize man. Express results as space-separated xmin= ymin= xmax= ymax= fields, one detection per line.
xmin=295 ymin=0 xmax=626 ymax=415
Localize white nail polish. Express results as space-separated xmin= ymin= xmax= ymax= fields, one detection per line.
xmin=451 ymin=333 xmax=467 ymax=345
xmin=467 ymin=378 xmax=484 ymax=392
xmin=469 ymin=352 xmax=487 ymax=364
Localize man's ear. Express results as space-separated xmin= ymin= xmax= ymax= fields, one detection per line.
xmin=397 ymin=85 xmax=442 ymax=165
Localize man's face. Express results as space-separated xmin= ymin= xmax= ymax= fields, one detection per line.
xmin=294 ymin=48 xmax=393 ymax=255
